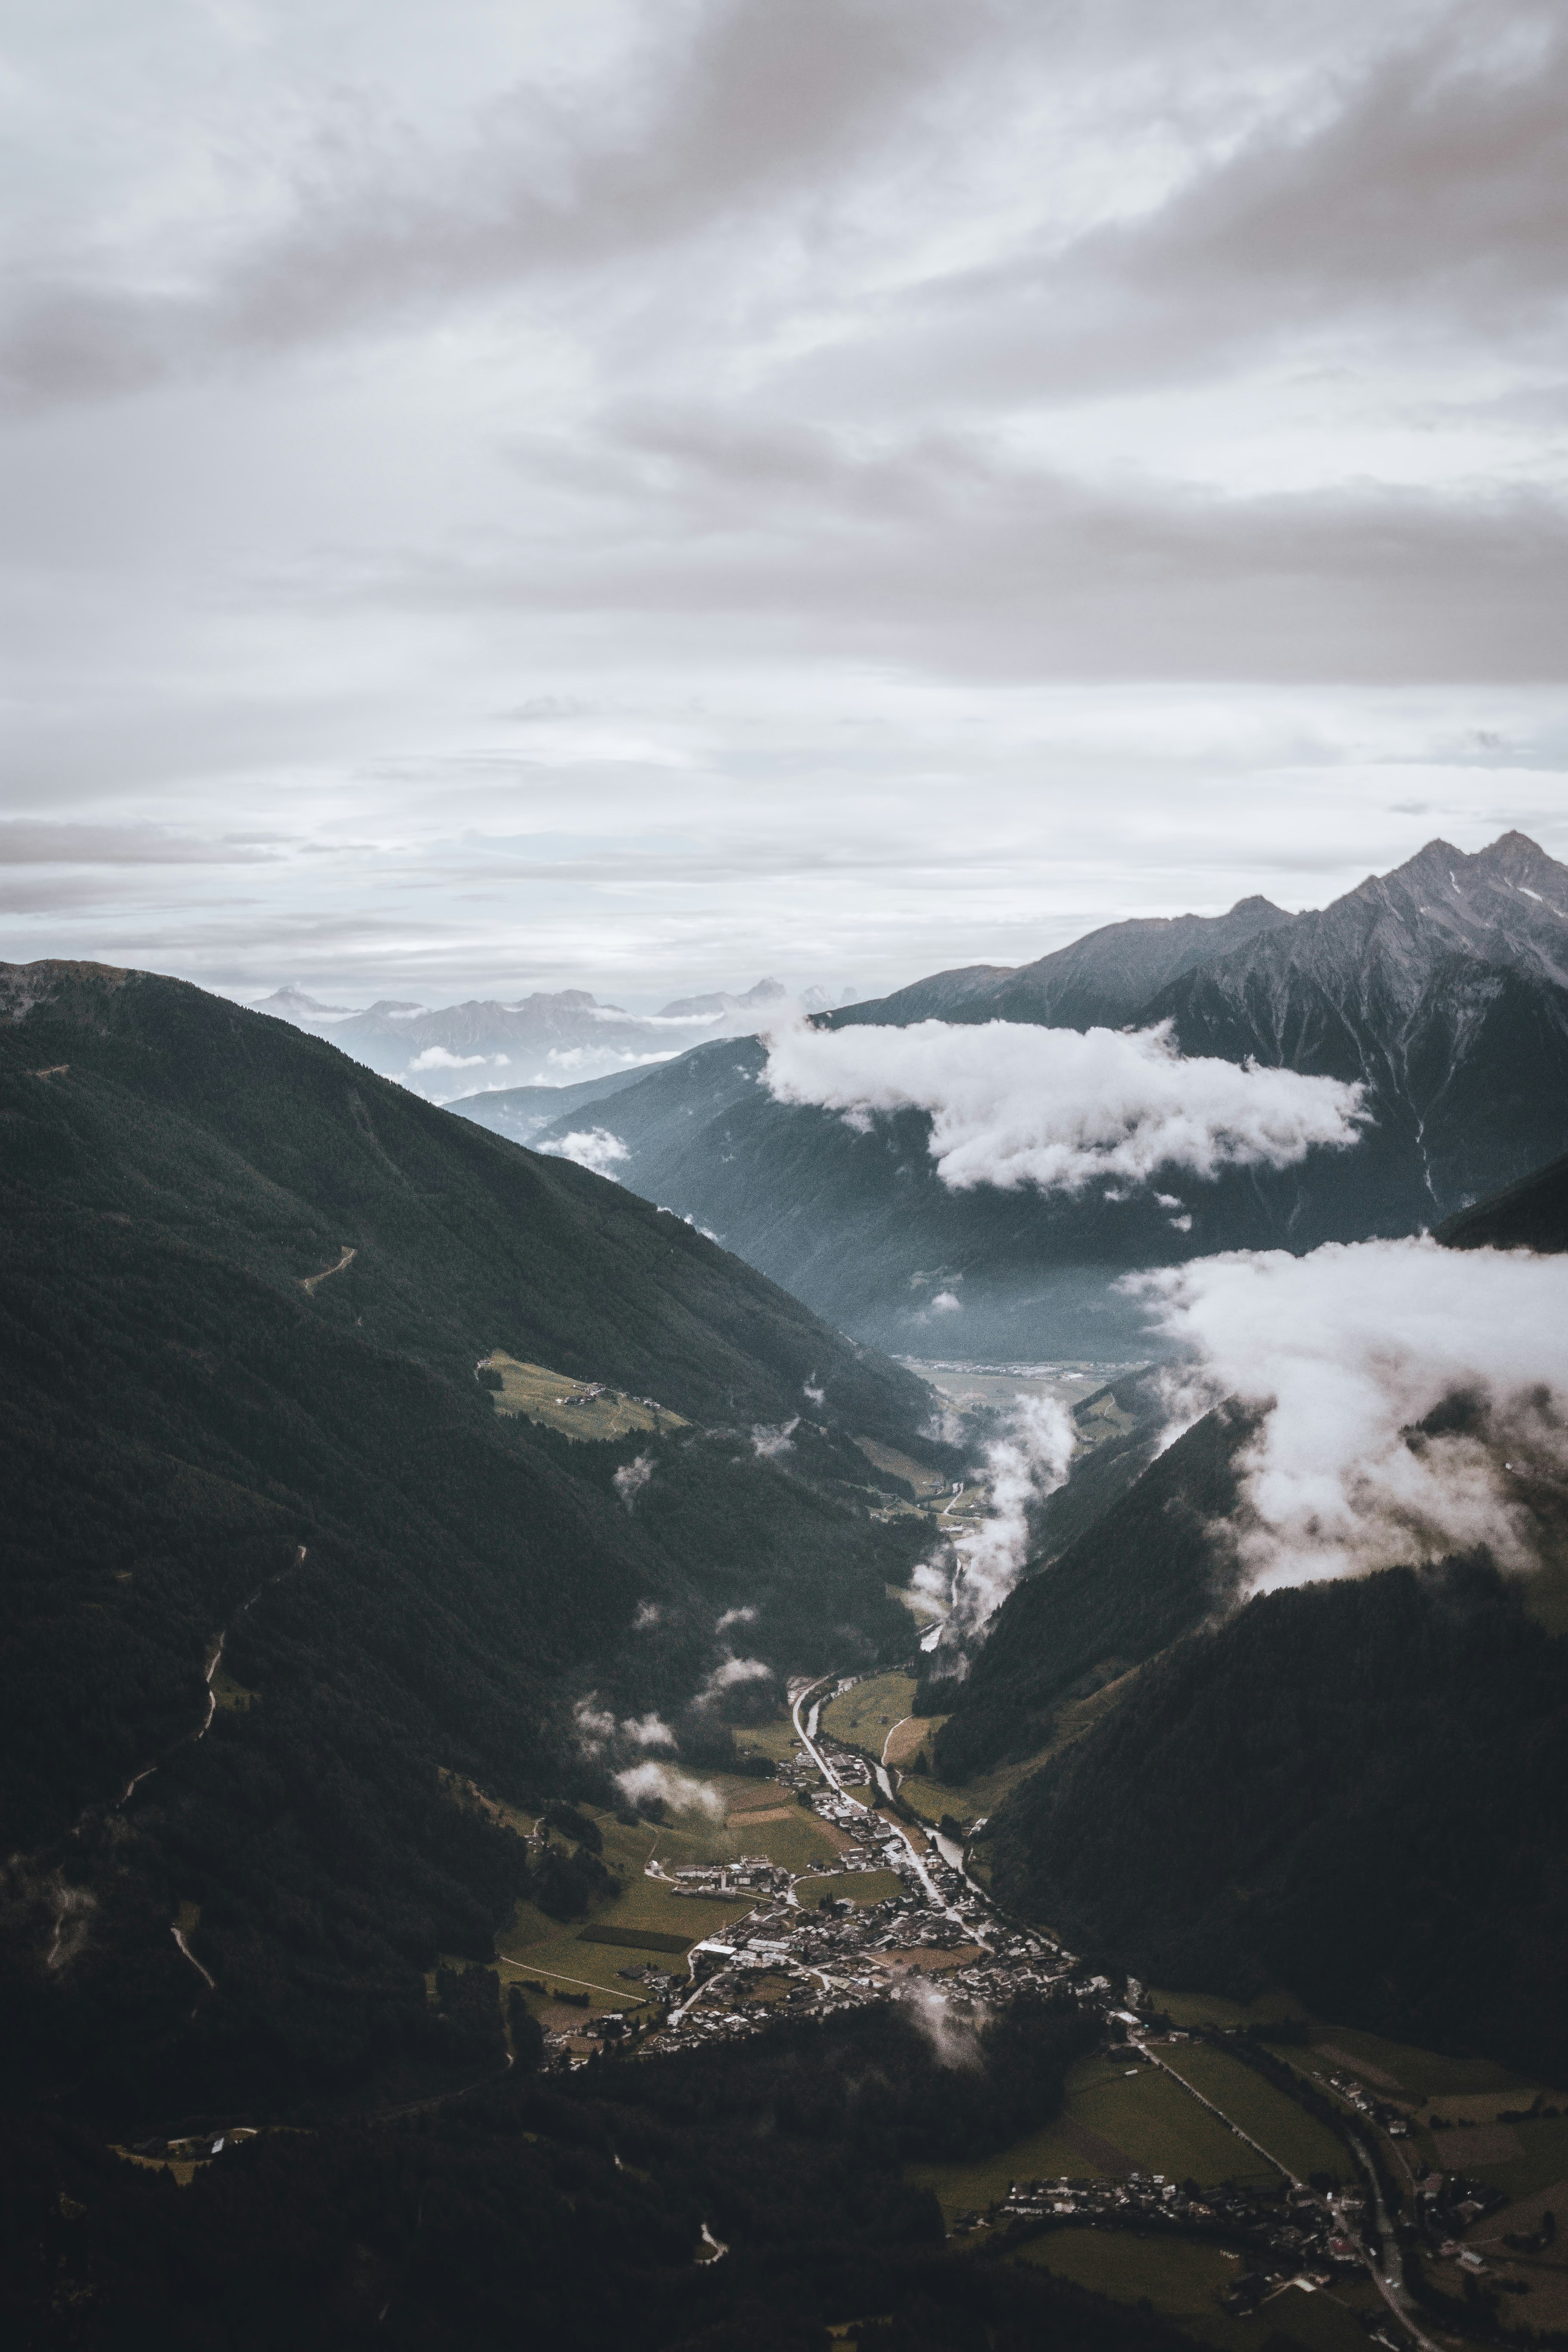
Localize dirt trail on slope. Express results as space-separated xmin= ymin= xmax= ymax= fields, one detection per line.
xmin=299 ymin=1246 xmax=355 ymax=1294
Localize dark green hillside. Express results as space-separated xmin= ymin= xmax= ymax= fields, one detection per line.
xmin=1437 ymin=1145 xmax=1568 ymax=1253
xmin=981 ymin=1558 xmax=1568 ymax=2081
xmin=0 ymin=2001 xmax=1169 ymax=2352
xmin=0 ymin=960 xmax=937 ymax=2118
xmin=927 ymin=1403 xmax=1250 ymax=1782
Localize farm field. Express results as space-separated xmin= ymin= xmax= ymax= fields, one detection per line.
xmin=1438 ymin=2115 xmax=1568 ymax=2205
xmin=481 ymin=1351 xmax=686 ymax=1441
xmin=1160 ymin=2045 xmax=1349 ymax=2182
xmin=1071 ymin=2054 xmax=1279 ymax=2187
xmin=495 ymin=1811 xmax=754 ymax=2016
xmin=1019 ymin=2228 xmax=1375 ymax=2352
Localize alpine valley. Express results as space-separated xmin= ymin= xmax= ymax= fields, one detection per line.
xmin=6 ymin=876 xmax=1568 ymax=2352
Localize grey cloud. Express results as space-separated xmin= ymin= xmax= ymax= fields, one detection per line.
xmin=809 ymin=4 xmax=1568 ymax=405
xmin=380 ymin=419 xmax=1568 ymax=682
xmin=0 ymin=0 xmax=975 ymax=410
xmin=0 ymin=821 xmax=277 ymax=865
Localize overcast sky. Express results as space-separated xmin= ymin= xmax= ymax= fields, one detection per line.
xmin=2 ymin=0 xmax=1564 ymax=1008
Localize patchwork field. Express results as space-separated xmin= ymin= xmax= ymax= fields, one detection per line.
xmin=494 ymin=1810 xmax=754 ymax=2015
xmin=481 ymin=1351 xmax=687 ymax=1441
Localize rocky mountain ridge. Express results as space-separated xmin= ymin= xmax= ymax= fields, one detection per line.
xmin=462 ymin=833 xmax=1568 ymax=1354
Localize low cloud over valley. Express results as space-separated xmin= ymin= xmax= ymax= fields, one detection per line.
xmin=763 ymin=1018 xmax=1367 ymax=1196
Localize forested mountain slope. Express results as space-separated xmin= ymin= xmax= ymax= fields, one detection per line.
xmin=953 ymin=1145 xmax=1568 ymax=2073
xmin=1437 ymin=1144 xmax=1568 ymax=1253
xmin=492 ymin=835 xmax=1568 ymax=1355
xmin=0 ymin=960 xmax=938 ymax=2117
xmin=982 ymin=1558 xmax=1568 ymax=2081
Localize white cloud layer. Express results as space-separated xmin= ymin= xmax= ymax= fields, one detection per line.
xmin=1135 ymin=1237 xmax=1568 ymax=1592
xmin=698 ymin=1654 xmax=773 ymax=1705
xmin=762 ymin=1019 xmax=1366 ymax=1194
xmin=614 ymin=1760 xmax=725 ymax=1818
xmin=542 ymin=1127 xmax=630 ymax=1177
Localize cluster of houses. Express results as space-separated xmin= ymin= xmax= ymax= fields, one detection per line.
xmin=1314 ymin=2066 xmax=1412 ymax=2138
xmin=984 ymin=2167 xmax=1366 ymax=2302
xmin=644 ymin=1731 xmax=1082 ymax=2055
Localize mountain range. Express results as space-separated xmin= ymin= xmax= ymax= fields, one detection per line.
xmin=452 ymin=833 xmax=1568 ymax=1356
xmin=260 ymin=976 xmax=839 ymax=1107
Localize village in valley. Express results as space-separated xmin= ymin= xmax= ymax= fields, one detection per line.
xmin=493 ymin=1665 xmax=1568 ymax=2352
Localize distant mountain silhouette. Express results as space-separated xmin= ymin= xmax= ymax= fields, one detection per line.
xmin=262 ymin=979 xmax=803 ymax=1105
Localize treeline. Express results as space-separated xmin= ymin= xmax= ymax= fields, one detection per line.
xmin=981 ymin=1556 xmax=1568 ymax=2080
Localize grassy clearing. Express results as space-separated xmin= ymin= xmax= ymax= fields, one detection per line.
xmin=1459 ymin=2117 xmax=1568 ymax=2204
xmin=897 ymin=1746 xmax=1050 ymax=1827
xmin=803 ymin=1869 xmax=905 ymax=1909
xmin=597 ymin=1777 xmax=846 ymax=1874
xmin=1289 ymin=2021 xmax=1537 ymax=2103
xmin=1072 ymin=2055 xmax=1278 ymax=2187
xmin=731 ymin=1808 xmax=848 ymax=1873
xmin=209 ymin=1666 xmax=254 ymax=1713
xmin=884 ymin=1712 xmax=940 ymax=1768
xmin=732 ymin=1714 xmax=804 ymax=1764
xmin=481 ymin=1351 xmax=687 ymax=1442
xmin=1019 ymin=2228 xmax=1374 ymax=2352
xmin=903 ymin=1667 xmax=1145 ymax=1831
xmin=820 ymin=1672 xmax=918 ymax=1754
xmin=1163 ymin=2046 xmax=1349 ymax=2181
xmin=852 ymin=1436 xmax=947 ymax=1498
